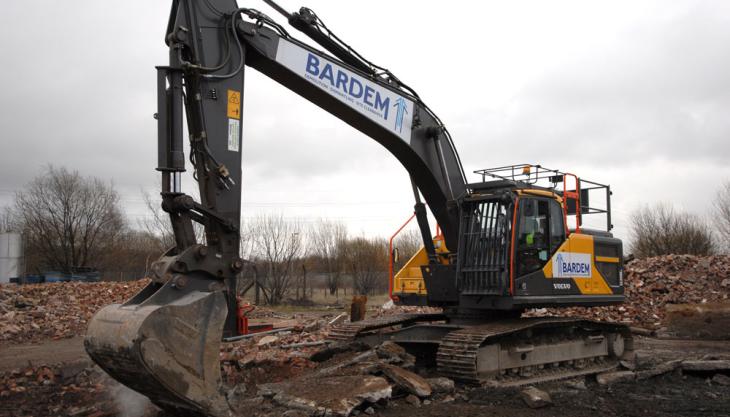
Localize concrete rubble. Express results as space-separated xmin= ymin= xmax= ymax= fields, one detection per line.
xmin=0 ymin=280 xmax=149 ymax=343
xmin=2 ymin=328 xmax=730 ymax=416
xmin=2 ymin=254 xmax=727 ymax=347
xmin=520 ymin=386 xmax=552 ymax=408
xmin=260 ymin=375 xmax=392 ymax=417
xmin=680 ymin=360 xmax=730 ymax=372
xmin=526 ymin=254 xmax=730 ymax=329
xmin=378 ymin=364 xmax=432 ymax=397
xmin=596 ymin=370 xmax=635 ymax=385
xmin=635 ymin=360 xmax=682 ymax=380
xmin=1 ymin=254 xmax=729 ymax=415
xmin=0 ymin=361 xmax=126 ymax=416
xmin=427 ymin=377 xmax=455 ymax=393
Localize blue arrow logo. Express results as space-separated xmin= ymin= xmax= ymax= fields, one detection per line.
xmin=393 ymin=97 xmax=408 ymax=133
xmin=556 ymin=254 xmax=564 ymax=275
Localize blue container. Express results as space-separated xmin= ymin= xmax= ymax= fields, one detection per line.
xmin=83 ymin=271 xmax=101 ymax=282
xmin=23 ymin=275 xmax=44 ymax=284
xmin=44 ymin=271 xmax=68 ymax=283
xmin=68 ymin=271 xmax=101 ymax=282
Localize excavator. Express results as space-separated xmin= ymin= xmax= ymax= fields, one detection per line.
xmin=84 ymin=1 xmax=631 ymax=416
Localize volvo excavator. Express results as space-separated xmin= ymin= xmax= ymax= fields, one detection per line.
xmin=84 ymin=1 xmax=631 ymax=416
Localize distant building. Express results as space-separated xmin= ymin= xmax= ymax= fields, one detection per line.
xmin=0 ymin=233 xmax=23 ymax=283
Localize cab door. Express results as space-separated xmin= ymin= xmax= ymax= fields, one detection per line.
xmin=514 ymin=197 xmax=565 ymax=277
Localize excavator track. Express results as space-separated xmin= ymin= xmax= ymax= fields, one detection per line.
xmin=436 ymin=317 xmax=632 ymax=386
xmin=328 ymin=313 xmax=448 ymax=342
xmin=329 ymin=314 xmax=631 ymax=386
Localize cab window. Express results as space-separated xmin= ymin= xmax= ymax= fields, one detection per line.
xmin=549 ymin=199 xmax=566 ymax=254
xmin=516 ymin=198 xmax=565 ymax=277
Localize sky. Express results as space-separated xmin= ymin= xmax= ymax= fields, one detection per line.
xmin=0 ymin=0 xmax=729 ymax=244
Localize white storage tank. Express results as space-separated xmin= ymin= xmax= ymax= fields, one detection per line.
xmin=0 ymin=232 xmax=23 ymax=283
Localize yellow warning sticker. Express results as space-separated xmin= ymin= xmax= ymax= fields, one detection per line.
xmin=227 ymin=90 xmax=241 ymax=119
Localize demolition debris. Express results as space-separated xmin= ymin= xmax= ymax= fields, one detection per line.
xmin=527 ymin=254 xmax=730 ymax=329
xmin=0 ymin=280 xmax=149 ymax=344
xmin=1 ymin=255 xmax=729 ymax=346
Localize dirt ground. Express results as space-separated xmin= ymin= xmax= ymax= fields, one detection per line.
xmin=0 ymin=337 xmax=85 ymax=372
xmin=1 ymin=330 xmax=729 ymax=417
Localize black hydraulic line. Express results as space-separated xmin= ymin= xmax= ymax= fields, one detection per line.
xmin=288 ymin=13 xmax=376 ymax=75
xmin=203 ymin=10 xmax=245 ymax=79
xmin=432 ymin=133 xmax=455 ymax=200
xmin=261 ymin=0 xmax=375 ymax=75
xmin=262 ymin=0 xmax=292 ymax=19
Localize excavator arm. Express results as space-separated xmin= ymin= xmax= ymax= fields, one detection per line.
xmin=85 ymin=1 xmax=467 ymax=416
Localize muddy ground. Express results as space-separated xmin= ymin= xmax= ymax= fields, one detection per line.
xmin=1 ymin=332 xmax=729 ymax=417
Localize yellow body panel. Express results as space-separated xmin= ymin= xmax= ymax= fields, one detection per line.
xmin=542 ymin=233 xmax=613 ymax=295
xmin=393 ymin=235 xmax=448 ymax=296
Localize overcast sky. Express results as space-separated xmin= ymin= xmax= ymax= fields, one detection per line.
xmin=1 ymin=0 xmax=729 ymax=243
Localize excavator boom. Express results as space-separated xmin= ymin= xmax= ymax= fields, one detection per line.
xmin=85 ymin=1 xmax=468 ymax=415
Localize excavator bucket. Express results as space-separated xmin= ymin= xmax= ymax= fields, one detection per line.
xmin=84 ymin=279 xmax=231 ymax=417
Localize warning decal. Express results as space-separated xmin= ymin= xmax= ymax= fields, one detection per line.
xmin=227 ymin=90 xmax=241 ymax=119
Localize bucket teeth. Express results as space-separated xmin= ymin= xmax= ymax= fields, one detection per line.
xmin=84 ymin=281 xmax=230 ymax=417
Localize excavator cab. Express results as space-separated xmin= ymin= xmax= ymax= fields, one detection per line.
xmin=392 ymin=164 xmax=624 ymax=310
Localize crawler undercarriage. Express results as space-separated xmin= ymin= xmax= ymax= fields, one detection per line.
xmin=329 ymin=313 xmax=633 ymax=386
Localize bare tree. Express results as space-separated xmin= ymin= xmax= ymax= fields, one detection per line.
xmin=14 ymin=166 xmax=125 ymax=273
xmin=309 ymin=219 xmax=347 ymax=296
xmin=103 ymin=230 xmax=164 ymax=280
xmin=630 ymin=203 xmax=715 ymax=258
xmin=344 ymin=236 xmax=388 ymax=295
xmin=246 ymin=213 xmax=304 ymax=304
xmin=0 ymin=206 xmax=17 ymax=233
xmin=714 ymin=181 xmax=730 ymax=252
xmin=139 ymin=189 xmax=176 ymax=253
xmin=139 ymin=188 xmax=209 ymax=254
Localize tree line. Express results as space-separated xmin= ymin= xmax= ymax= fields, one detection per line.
xmin=3 ymin=165 xmax=729 ymax=301
xmin=1 ymin=166 xmax=161 ymax=280
xmin=0 ymin=166 xmax=421 ymax=302
xmin=628 ymin=182 xmax=730 ymax=257
xmin=239 ymin=214 xmax=417 ymax=304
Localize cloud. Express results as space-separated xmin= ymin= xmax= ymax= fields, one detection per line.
xmin=0 ymin=0 xmax=728 ymax=242
xmin=457 ymin=1 xmax=730 ymax=168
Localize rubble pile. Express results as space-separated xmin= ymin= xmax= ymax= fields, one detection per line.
xmin=528 ymin=254 xmax=730 ymax=328
xmin=0 ymin=362 xmax=125 ymax=417
xmin=250 ymin=341 xmax=463 ymax=416
xmin=371 ymin=302 xmax=442 ymax=318
xmin=0 ymin=280 xmax=149 ymax=344
xmin=220 ymin=318 xmax=331 ymax=385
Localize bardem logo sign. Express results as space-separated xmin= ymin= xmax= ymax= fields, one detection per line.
xmin=553 ymin=252 xmax=592 ymax=278
xmin=275 ymin=39 xmax=414 ymax=141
